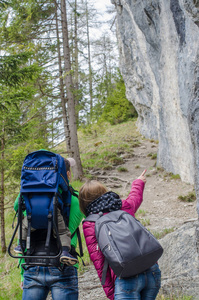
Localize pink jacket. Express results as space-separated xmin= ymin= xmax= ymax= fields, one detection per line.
xmin=82 ymin=179 xmax=145 ymax=300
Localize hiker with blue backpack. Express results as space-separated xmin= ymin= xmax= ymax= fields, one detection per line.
xmin=14 ymin=158 xmax=78 ymax=266
xmin=79 ymin=170 xmax=162 ymax=300
xmin=8 ymin=151 xmax=85 ymax=300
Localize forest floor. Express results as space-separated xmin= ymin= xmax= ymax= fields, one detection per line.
xmin=78 ymin=137 xmax=197 ymax=300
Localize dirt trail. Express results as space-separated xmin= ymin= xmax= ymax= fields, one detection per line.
xmin=78 ymin=138 xmax=197 ymax=299
xmin=113 ymin=138 xmax=197 ymax=231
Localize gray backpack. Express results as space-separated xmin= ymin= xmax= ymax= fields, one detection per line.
xmin=84 ymin=210 xmax=163 ymax=285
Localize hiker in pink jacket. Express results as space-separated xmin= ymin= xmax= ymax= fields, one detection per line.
xmin=79 ymin=170 xmax=161 ymax=300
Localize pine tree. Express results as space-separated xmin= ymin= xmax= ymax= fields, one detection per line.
xmin=60 ymin=0 xmax=83 ymax=179
xmin=0 ymin=52 xmax=45 ymax=252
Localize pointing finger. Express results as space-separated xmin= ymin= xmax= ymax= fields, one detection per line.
xmin=141 ymin=169 xmax=147 ymax=176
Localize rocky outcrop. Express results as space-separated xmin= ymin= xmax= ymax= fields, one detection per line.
xmin=188 ymin=54 xmax=199 ymax=214
xmin=111 ymin=5 xmax=199 ymax=298
xmin=159 ymin=221 xmax=199 ymax=299
xmin=114 ymin=0 xmax=199 ymax=186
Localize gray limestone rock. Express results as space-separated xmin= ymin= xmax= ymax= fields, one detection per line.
xmin=114 ymin=0 xmax=199 ymax=186
xmin=159 ymin=221 xmax=199 ymax=299
xmin=188 ymin=53 xmax=199 ymax=214
xmin=113 ymin=4 xmax=199 ymax=296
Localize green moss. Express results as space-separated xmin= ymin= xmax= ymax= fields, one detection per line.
xmin=170 ymin=173 xmax=181 ymax=180
xmin=117 ymin=166 xmax=128 ymax=172
xmin=152 ymin=228 xmax=175 ymax=239
xmin=178 ymin=192 xmax=196 ymax=203
xmin=147 ymin=153 xmax=157 ymax=160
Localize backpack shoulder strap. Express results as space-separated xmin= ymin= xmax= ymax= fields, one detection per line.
xmin=69 ymin=186 xmax=79 ymax=199
xmin=83 ymin=213 xmax=101 ymax=223
xmin=70 ymin=227 xmax=84 ymax=257
xmin=76 ymin=227 xmax=84 ymax=257
xmin=101 ymin=258 xmax=109 ymax=285
xmin=83 ymin=212 xmax=109 ymax=285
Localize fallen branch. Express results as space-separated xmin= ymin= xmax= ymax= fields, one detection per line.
xmin=122 ymin=181 xmax=130 ymax=193
xmin=184 ymin=218 xmax=198 ymax=224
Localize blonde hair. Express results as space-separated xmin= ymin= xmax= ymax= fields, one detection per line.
xmin=79 ymin=180 xmax=108 ymax=215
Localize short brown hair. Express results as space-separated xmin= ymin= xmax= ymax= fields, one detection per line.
xmin=79 ymin=180 xmax=108 ymax=215
xmin=64 ymin=158 xmax=70 ymax=172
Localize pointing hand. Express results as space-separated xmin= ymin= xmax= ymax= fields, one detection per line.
xmin=138 ymin=169 xmax=147 ymax=183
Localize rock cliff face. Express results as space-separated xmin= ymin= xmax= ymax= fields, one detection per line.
xmin=113 ymin=2 xmax=199 ymax=296
xmin=113 ymin=0 xmax=199 ymax=190
xmin=159 ymin=221 xmax=199 ymax=299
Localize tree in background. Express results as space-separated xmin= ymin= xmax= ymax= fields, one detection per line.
xmin=97 ymin=71 xmax=137 ymax=125
xmin=55 ymin=0 xmax=71 ymax=154
xmin=0 ymin=52 xmax=46 ymax=252
xmin=60 ymin=0 xmax=83 ymax=179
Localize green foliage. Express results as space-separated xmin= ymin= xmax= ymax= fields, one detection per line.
xmin=0 ymin=210 xmax=23 ymax=299
xmin=117 ymin=166 xmax=128 ymax=172
xmin=0 ymin=45 xmax=50 ymax=254
xmin=70 ymin=180 xmax=83 ymax=192
xmin=178 ymin=191 xmax=196 ymax=203
xmin=0 ymin=51 xmax=49 ymax=171
xmin=152 ymin=228 xmax=175 ymax=239
xmin=135 ymin=210 xmax=150 ymax=226
xmin=0 ymin=52 xmax=40 ymax=87
xmin=138 ymin=218 xmax=151 ymax=227
xmin=78 ymin=120 xmax=140 ymax=172
xmin=99 ymin=72 xmax=137 ymax=125
xmin=163 ymin=172 xmax=181 ymax=180
xmin=170 ymin=173 xmax=181 ymax=180
xmin=0 ymin=258 xmax=23 ymax=299
xmin=147 ymin=152 xmax=157 ymax=160
xmin=0 ymin=0 xmax=55 ymax=45
xmin=81 ymin=141 xmax=127 ymax=170
xmin=135 ymin=209 xmax=147 ymax=217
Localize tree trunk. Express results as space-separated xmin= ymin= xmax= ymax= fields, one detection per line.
xmin=61 ymin=0 xmax=83 ymax=179
xmin=1 ymin=131 xmax=6 ymax=253
xmin=74 ymin=0 xmax=79 ymax=124
xmin=86 ymin=0 xmax=93 ymax=121
xmin=55 ymin=1 xmax=72 ymax=154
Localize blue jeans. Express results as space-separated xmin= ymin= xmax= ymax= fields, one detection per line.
xmin=22 ymin=266 xmax=78 ymax=300
xmin=114 ymin=263 xmax=161 ymax=300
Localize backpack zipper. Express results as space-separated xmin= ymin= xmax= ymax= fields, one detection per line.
xmin=24 ymin=166 xmax=69 ymax=188
xmin=96 ymin=211 xmax=126 ymax=240
xmin=60 ymin=173 xmax=69 ymax=187
xmin=24 ymin=166 xmax=56 ymax=170
xmin=101 ymin=226 xmax=123 ymax=263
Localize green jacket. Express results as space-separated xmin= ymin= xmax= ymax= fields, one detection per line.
xmin=15 ymin=189 xmax=84 ymax=281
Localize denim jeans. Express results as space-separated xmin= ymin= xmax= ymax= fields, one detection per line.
xmin=114 ymin=263 xmax=161 ymax=300
xmin=22 ymin=265 xmax=78 ymax=300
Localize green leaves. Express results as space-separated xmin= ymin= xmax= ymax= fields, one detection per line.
xmin=98 ymin=71 xmax=137 ymax=125
xmin=0 ymin=0 xmax=9 ymax=9
xmin=0 ymin=49 xmax=48 ymax=180
xmin=0 ymin=52 xmax=40 ymax=87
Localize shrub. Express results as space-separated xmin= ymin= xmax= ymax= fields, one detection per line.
xmin=178 ymin=192 xmax=196 ymax=202
xmin=100 ymin=72 xmax=137 ymax=125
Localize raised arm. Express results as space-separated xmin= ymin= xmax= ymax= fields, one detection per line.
xmin=122 ymin=170 xmax=146 ymax=215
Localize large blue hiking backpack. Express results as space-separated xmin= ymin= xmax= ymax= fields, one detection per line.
xmin=8 ymin=150 xmax=83 ymax=268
